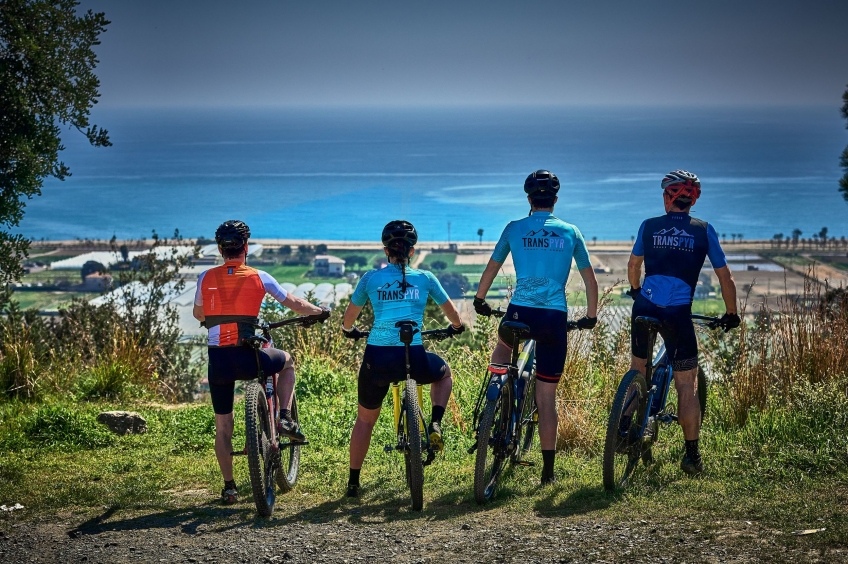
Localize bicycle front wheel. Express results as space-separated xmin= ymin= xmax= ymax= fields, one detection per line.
xmin=516 ymin=375 xmax=537 ymax=458
xmin=244 ymin=382 xmax=276 ymax=517
xmin=403 ymin=379 xmax=425 ymax=511
xmin=602 ymin=370 xmax=648 ymax=491
xmin=473 ymin=380 xmax=512 ymax=504
xmin=275 ymin=393 xmax=301 ymax=493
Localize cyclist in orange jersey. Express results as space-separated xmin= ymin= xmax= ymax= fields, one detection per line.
xmin=193 ymin=220 xmax=328 ymax=504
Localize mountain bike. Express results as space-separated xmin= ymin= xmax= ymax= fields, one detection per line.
xmin=347 ymin=320 xmax=457 ymax=511
xmin=602 ymin=313 xmax=729 ymax=490
xmin=235 ymin=315 xmax=327 ymax=517
xmin=469 ymin=310 xmax=581 ymax=504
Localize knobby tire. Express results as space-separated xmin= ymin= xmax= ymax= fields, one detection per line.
xmin=473 ymin=380 xmax=511 ymax=504
xmin=245 ymin=382 xmax=276 ymax=517
xmin=516 ymin=373 xmax=537 ymax=457
xmin=602 ymin=370 xmax=648 ymax=491
xmin=403 ymin=379 xmax=425 ymax=511
xmin=275 ymin=393 xmax=301 ymax=493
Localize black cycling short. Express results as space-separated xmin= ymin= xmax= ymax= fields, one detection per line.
xmin=207 ymin=345 xmax=287 ymax=415
xmin=498 ymin=303 xmax=569 ymax=383
xmin=357 ymin=345 xmax=448 ymax=410
xmin=630 ymin=295 xmax=698 ymax=371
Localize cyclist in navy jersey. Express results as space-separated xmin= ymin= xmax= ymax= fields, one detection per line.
xmin=341 ymin=220 xmax=465 ymax=497
xmin=474 ymin=170 xmax=599 ymax=485
xmin=628 ymin=170 xmax=739 ymax=475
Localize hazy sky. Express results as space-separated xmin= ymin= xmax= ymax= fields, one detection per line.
xmin=78 ymin=0 xmax=848 ymax=108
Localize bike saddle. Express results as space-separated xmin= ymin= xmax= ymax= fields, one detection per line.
xmin=395 ymin=320 xmax=419 ymax=345
xmin=635 ymin=316 xmax=662 ymax=331
xmin=500 ymin=320 xmax=531 ymax=341
xmin=242 ymin=335 xmax=268 ymax=349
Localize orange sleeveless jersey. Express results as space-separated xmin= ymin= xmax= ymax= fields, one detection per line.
xmin=199 ymin=262 xmax=267 ymax=346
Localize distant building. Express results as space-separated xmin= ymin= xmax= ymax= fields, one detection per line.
xmin=82 ymin=272 xmax=112 ymax=292
xmin=313 ymin=255 xmax=346 ymax=277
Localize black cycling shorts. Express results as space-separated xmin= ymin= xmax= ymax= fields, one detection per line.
xmin=498 ymin=303 xmax=569 ymax=383
xmin=357 ymin=345 xmax=448 ymax=410
xmin=630 ymin=295 xmax=698 ymax=371
xmin=207 ymin=346 xmax=287 ymax=415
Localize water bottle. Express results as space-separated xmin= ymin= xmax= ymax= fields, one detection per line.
xmin=265 ymin=375 xmax=274 ymax=399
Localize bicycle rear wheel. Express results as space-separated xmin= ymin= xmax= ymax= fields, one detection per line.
xmin=275 ymin=393 xmax=301 ymax=493
xmin=473 ymin=379 xmax=512 ymax=504
xmin=602 ymin=370 xmax=648 ymax=491
xmin=403 ymin=379 xmax=425 ymax=511
xmin=244 ymin=382 xmax=276 ymax=517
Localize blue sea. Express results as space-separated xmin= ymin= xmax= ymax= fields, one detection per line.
xmin=17 ymin=105 xmax=848 ymax=243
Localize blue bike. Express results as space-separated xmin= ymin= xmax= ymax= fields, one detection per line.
xmin=602 ymin=313 xmax=728 ymax=490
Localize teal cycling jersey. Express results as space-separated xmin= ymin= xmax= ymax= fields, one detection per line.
xmin=350 ymin=263 xmax=450 ymax=346
xmin=491 ymin=211 xmax=591 ymax=312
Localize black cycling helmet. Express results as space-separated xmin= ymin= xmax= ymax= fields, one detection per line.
xmin=381 ymin=219 xmax=418 ymax=248
xmin=523 ymin=170 xmax=560 ymax=196
xmin=215 ymin=219 xmax=251 ymax=249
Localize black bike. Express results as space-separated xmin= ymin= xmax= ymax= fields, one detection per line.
xmin=470 ymin=309 xmax=582 ymax=503
xmin=236 ymin=315 xmax=326 ymax=517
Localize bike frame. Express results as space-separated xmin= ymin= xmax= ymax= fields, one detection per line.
xmin=624 ymin=314 xmax=721 ymax=450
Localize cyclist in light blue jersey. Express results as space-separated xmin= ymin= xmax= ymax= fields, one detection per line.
xmin=628 ymin=170 xmax=739 ymax=475
xmin=474 ymin=170 xmax=599 ymax=485
xmin=341 ymin=220 xmax=465 ymax=497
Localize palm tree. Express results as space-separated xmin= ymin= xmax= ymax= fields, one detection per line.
xmin=477 ymin=228 xmax=484 ymax=244
xmin=731 ymin=233 xmax=737 ymax=243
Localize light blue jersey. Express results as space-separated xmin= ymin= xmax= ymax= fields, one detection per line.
xmin=491 ymin=211 xmax=591 ymax=312
xmin=350 ymin=263 xmax=450 ymax=346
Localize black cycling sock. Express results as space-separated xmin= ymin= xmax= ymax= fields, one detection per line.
xmin=224 ymin=479 xmax=236 ymax=491
xmin=348 ymin=468 xmax=361 ymax=486
xmin=684 ymin=439 xmax=701 ymax=460
xmin=280 ymin=409 xmax=292 ymax=421
xmin=431 ymin=405 xmax=446 ymax=425
xmin=541 ymin=449 xmax=555 ymax=477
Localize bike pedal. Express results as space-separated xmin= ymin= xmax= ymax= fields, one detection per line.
xmin=384 ymin=445 xmax=395 ymax=453
xmin=280 ymin=439 xmax=309 ymax=447
xmin=516 ymin=460 xmax=535 ymax=467
xmin=230 ymin=447 xmax=247 ymax=456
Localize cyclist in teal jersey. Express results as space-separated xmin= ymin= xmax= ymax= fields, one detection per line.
xmin=341 ymin=220 xmax=465 ymax=497
xmin=474 ymin=170 xmax=599 ymax=485
xmin=628 ymin=170 xmax=739 ymax=475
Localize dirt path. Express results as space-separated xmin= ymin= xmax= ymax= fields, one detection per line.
xmin=2 ymin=500 xmax=841 ymax=563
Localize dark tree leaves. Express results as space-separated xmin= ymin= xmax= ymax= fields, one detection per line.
xmin=0 ymin=0 xmax=110 ymax=307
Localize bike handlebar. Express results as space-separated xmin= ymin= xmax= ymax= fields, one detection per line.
xmin=343 ymin=326 xmax=460 ymax=342
xmin=480 ymin=308 xmax=583 ymax=332
xmin=264 ymin=312 xmax=329 ymax=331
xmin=690 ymin=314 xmax=728 ymax=331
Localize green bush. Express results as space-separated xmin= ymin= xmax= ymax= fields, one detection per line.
xmin=21 ymin=404 xmax=114 ymax=450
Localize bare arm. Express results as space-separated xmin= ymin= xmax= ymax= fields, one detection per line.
xmin=281 ymin=294 xmax=324 ymax=317
xmin=714 ymin=265 xmax=738 ymax=314
xmin=475 ymin=259 xmax=503 ymax=299
xmin=342 ymin=302 xmax=363 ymax=331
xmin=578 ymin=266 xmax=599 ymax=318
xmin=193 ymin=304 xmax=204 ymax=323
xmin=627 ymin=253 xmax=644 ymax=289
xmin=439 ymin=299 xmax=463 ymax=328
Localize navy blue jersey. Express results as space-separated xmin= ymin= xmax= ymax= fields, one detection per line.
xmin=632 ymin=212 xmax=727 ymax=306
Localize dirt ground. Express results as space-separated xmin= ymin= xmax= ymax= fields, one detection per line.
xmin=2 ymin=499 xmax=843 ymax=564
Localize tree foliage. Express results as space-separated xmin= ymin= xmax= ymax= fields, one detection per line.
xmin=841 ymin=83 xmax=848 ymax=203
xmin=0 ymin=0 xmax=110 ymax=307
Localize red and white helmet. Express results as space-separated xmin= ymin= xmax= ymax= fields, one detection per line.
xmin=661 ymin=170 xmax=701 ymax=204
